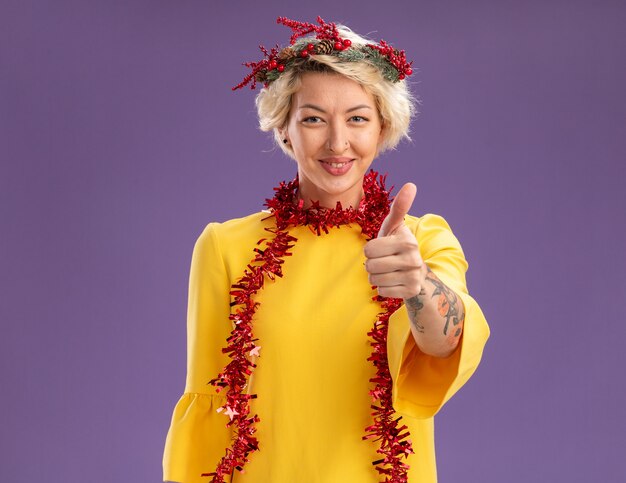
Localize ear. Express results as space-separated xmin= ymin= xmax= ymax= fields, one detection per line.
xmin=276 ymin=128 xmax=287 ymax=146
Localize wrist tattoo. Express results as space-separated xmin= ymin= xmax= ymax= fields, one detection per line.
xmin=405 ymin=289 xmax=426 ymax=333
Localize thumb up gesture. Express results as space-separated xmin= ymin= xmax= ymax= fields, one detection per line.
xmin=363 ymin=183 xmax=426 ymax=299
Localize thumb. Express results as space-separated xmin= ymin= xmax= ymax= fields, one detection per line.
xmin=378 ymin=182 xmax=417 ymax=238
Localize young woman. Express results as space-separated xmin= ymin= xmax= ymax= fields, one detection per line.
xmin=163 ymin=17 xmax=489 ymax=483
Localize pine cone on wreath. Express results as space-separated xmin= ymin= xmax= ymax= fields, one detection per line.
xmin=315 ymin=39 xmax=334 ymax=54
xmin=278 ymin=47 xmax=297 ymax=61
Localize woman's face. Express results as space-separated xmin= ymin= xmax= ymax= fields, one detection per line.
xmin=283 ymin=71 xmax=383 ymax=209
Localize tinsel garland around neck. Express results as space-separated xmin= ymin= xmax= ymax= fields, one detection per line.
xmin=266 ymin=169 xmax=392 ymax=236
xmin=205 ymin=170 xmax=414 ymax=482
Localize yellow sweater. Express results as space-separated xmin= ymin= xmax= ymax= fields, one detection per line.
xmin=163 ymin=212 xmax=490 ymax=482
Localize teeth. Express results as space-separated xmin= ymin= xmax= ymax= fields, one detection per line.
xmin=329 ymin=162 xmax=346 ymax=168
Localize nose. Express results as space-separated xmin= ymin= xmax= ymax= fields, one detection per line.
xmin=327 ymin=122 xmax=349 ymax=153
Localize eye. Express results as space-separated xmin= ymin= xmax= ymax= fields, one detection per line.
xmin=349 ymin=115 xmax=368 ymax=123
xmin=302 ymin=116 xmax=322 ymax=124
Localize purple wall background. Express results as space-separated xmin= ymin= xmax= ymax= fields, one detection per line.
xmin=2 ymin=1 xmax=625 ymax=482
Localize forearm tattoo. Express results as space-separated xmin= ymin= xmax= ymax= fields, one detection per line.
xmin=406 ymin=265 xmax=465 ymax=339
xmin=427 ymin=268 xmax=465 ymax=338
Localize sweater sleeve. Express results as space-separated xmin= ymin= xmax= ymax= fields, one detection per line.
xmin=387 ymin=214 xmax=490 ymax=419
xmin=163 ymin=223 xmax=233 ymax=483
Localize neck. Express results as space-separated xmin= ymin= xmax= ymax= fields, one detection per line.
xmin=297 ymin=182 xmax=364 ymax=210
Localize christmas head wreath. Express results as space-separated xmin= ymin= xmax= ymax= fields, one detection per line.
xmin=233 ymin=16 xmax=414 ymax=90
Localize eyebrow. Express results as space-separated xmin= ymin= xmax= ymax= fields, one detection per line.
xmin=298 ymin=103 xmax=373 ymax=113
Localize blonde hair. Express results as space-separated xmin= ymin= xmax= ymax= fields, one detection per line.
xmin=255 ymin=26 xmax=419 ymax=158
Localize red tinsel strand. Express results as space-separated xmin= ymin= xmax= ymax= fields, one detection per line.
xmin=363 ymin=297 xmax=414 ymax=482
xmin=205 ymin=170 xmax=413 ymax=481
xmin=206 ymin=230 xmax=296 ymax=482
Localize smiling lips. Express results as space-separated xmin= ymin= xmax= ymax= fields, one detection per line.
xmin=319 ymin=157 xmax=354 ymax=175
